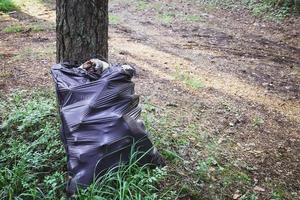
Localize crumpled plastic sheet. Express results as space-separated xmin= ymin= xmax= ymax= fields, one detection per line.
xmin=51 ymin=63 xmax=164 ymax=196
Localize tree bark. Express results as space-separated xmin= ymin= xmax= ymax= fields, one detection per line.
xmin=56 ymin=0 xmax=108 ymax=65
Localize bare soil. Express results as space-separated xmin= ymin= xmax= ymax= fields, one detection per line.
xmin=0 ymin=0 xmax=299 ymax=199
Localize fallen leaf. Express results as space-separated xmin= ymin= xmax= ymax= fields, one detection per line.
xmin=233 ymin=193 xmax=241 ymax=199
xmin=254 ymin=186 xmax=265 ymax=192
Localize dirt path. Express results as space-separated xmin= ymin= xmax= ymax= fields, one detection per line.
xmin=110 ymin=31 xmax=300 ymax=124
xmin=0 ymin=0 xmax=300 ymax=199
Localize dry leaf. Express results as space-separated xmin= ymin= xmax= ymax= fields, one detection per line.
xmin=254 ymin=186 xmax=265 ymax=192
xmin=233 ymin=193 xmax=241 ymax=199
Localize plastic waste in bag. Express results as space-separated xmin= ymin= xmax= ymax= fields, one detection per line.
xmin=51 ymin=62 xmax=164 ymax=196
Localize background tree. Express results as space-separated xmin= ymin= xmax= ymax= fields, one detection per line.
xmin=56 ymin=0 xmax=108 ymax=65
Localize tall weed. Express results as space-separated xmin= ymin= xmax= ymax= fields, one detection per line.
xmin=0 ymin=90 xmax=168 ymax=199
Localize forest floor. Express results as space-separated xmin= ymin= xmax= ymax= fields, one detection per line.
xmin=0 ymin=0 xmax=299 ymax=199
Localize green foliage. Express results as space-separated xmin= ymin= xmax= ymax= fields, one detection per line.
xmin=0 ymin=90 xmax=169 ymax=199
xmin=75 ymin=162 xmax=167 ymax=200
xmin=0 ymin=0 xmax=17 ymax=12
xmin=161 ymin=149 xmax=184 ymax=163
xmin=243 ymin=0 xmax=299 ymax=19
xmin=272 ymin=191 xmax=282 ymax=200
xmin=0 ymin=90 xmax=66 ymax=199
xmin=196 ymin=157 xmax=222 ymax=182
xmin=268 ymin=183 xmax=294 ymax=200
xmin=248 ymin=193 xmax=258 ymax=200
xmin=199 ymin=0 xmax=299 ymax=19
xmin=199 ymin=0 xmax=239 ymax=9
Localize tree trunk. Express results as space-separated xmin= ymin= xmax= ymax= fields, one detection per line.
xmin=56 ymin=0 xmax=108 ymax=65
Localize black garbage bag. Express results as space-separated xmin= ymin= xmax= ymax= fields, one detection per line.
xmin=51 ymin=63 xmax=164 ymax=196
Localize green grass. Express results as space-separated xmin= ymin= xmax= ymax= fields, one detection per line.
xmin=266 ymin=181 xmax=294 ymax=200
xmin=244 ymin=0 xmax=296 ymax=20
xmin=196 ymin=156 xmax=252 ymax=187
xmin=184 ymin=14 xmax=202 ymax=22
xmin=157 ymin=13 xmax=174 ymax=24
xmin=75 ymin=155 xmax=168 ymax=200
xmin=0 ymin=69 xmax=13 ymax=78
xmin=3 ymin=23 xmax=48 ymax=33
xmin=30 ymin=23 xmax=46 ymax=32
xmin=142 ymin=102 xmax=296 ymax=199
xmin=0 ymin=0 xmax=17 ymax=12
xmin=174 ymin=66 xmax=204 ymax=89
xmin=12 ymin=44 xmax=55 ymax=61
xmin=3 ymin=24 xmax=23 ymax=33
xmin=141 ymin=100 xmax=260 ymax=199
xmin=0 ymin=91 xmax=172 ymax=199
xmin=136 ymin=0 xmax=149 ymax=11
xmin=0 ymin=90 xmax=66 ymax=199
xmin=161 ymin=149 xmax=184 ymax=163
xmin=252 ymin=116 xmax=264 ymax=127
xmin=0 ymin=90 xmax=295 ymax=199
xmin=109 ymin=14 xmax=121 ymax=25
xmin=199 ymin=0 xmax=299 ymax=20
